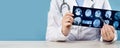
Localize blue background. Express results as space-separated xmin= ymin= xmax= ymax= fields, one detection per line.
xmin=0 ymin=0 xmax=119 ymax=41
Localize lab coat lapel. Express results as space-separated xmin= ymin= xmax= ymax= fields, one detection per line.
xmin=83 ymin=0 xmax=94 ymax=7
xmin=66 ymin=0 xmax=77 ymax=12
xmin=65 ymin=0 xmax=94 ymax=12
xmin=66 ymin=0 xmax=77 ymax=6
xmin=66 ymin=0 xmax=94 ymax=7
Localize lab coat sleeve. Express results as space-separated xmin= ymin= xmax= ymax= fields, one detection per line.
xmin=46 ymin=0 xmax=67 ymax=41
xmin=102 ymin=0 xmax=111 ymax=10
xmin=100 ymin=0 xmax=117 ymax=42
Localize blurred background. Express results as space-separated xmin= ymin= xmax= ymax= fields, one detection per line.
xmin=0 ymin=0 xmax=119 ymax=41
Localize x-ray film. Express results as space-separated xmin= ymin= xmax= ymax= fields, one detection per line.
xmin=72 ymin=6 xmax=120 ymax=30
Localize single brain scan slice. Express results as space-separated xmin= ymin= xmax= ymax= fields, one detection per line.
xmin=113 ymin=21 xmax=119 ymax=29
xmin=114 ymin=12 xmax=120 ymax=20
xmin=93 ymin=19 xmax=100 ymax=27
xmin=85 ymin=9 xmax=92 ymax=17
xmin=105 ymin=20 xmax=110 ymax=24
xmin=95 ymin=10 xmax=101 ymax=17
xmin=74 ymin=17 xmax=81 ymax=25
xmin=105 ymin=11 xmax=112 ymax=18
xmin=75 ymin=8 xmax=82 ymax=16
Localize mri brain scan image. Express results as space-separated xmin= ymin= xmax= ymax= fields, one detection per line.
xmin=95 ymin=10 xmax=101 ymax=17
xmin=105 ymin=11 xmax=112 ymax=18
xmin=113 ymin=21 xmax=119 ymax=29
xmin=73 ymin=6 xmax=120 ymax=30
xmin=74 ymin=17 xmax=81 ymax=25
xmin=85 ymin=9 xmax=92 ymax=17
xmin=75 ymin=8 xmax=82 ymax=16
xmin=105 ymin=20 xmax=110 ymax=24
xmin=93 ymin=19 xmax=100 ymax=27
xmin=114 ymin=12 xmax=120 ymax=20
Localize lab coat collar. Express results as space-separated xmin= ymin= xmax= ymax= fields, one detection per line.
xmin=65 ymin=0 xmax=77 ymax=6
xmin=65 ymin=0 xmax=94 ymax=13
xmin=83 ymin=0 xmax=95 ymax=7
xmin=66 ymin=0 xmax=94 ymax=7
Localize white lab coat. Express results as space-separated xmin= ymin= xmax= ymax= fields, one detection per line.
xmin=46 ymin=0 xmax=117 ymax=41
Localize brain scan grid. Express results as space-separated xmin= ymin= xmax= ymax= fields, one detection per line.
xmin=72 ymin=6 xmax=120 ymax=30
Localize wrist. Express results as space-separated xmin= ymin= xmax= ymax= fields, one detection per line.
xmin=61 ymin=28 xmax=69 ymax=36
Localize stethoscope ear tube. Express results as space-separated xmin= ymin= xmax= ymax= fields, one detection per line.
xmin=60 ymin=0 xmax=70 ymax=16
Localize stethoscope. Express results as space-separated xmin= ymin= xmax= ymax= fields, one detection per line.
xmin=60 ymin=0 xmax=70 ymax=16
xmin=60 ymin=0 xmax=95 ymax=16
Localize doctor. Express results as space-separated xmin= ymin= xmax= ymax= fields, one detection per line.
xmin=46 ymin=0 xmax=117 ymax=42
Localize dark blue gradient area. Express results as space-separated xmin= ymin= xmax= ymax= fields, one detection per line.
xmin=72 ymin=6 xmax=120 ymax=30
